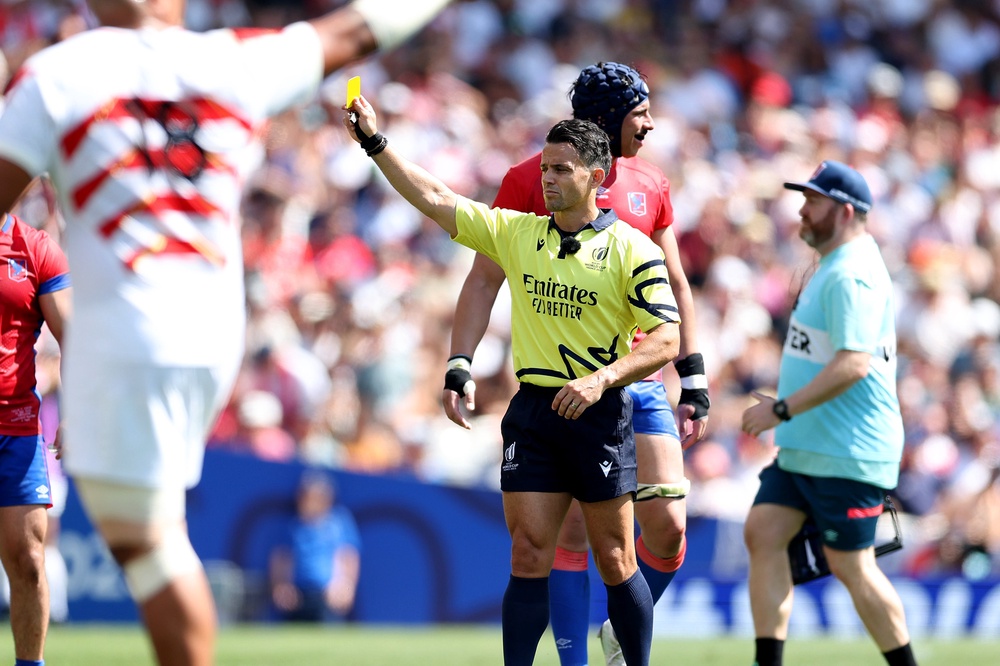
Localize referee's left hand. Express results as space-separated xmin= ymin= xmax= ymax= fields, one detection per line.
xmin=554 ymin=376 xmax=602 ymax=420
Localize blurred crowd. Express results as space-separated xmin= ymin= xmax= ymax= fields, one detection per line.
xmin=8 ymin=0 xmax=1000 ymax=581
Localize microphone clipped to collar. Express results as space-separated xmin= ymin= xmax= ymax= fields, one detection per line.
xmin=558 ymin=235 xmax=582 ymax=259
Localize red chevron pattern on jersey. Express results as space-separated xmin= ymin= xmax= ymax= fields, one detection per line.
xmin=59 ymin=96 xmax=254 ymax=268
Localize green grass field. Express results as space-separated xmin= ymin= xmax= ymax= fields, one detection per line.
xmin=2 ymin=624 xmax=997 ymax=665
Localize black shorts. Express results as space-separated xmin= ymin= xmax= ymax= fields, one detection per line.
xmin=753 ymin=461 xmax=887 ymax=551
xmin=499 ymin=383 xmax=637 ymax=503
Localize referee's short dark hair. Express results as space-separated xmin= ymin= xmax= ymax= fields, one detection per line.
xmin=546 ymin=119 xmax=612 ymax=176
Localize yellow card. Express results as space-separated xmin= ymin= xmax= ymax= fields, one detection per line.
xmin=346 ymin=76 xmax=361 ymax=107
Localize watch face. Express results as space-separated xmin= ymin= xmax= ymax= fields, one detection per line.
xmin=773 ymin=400 xmax=791 ymax=421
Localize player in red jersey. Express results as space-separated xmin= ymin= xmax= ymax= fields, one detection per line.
xmin=0 ymin=1 xmax=452 ymax=664
xmin=442 ymin=62 xmax=710 ymax=666
xmin=0 ymin=209 xmax=70 ymax=666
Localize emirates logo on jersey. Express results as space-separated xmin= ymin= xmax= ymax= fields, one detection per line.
xmin=7 ymin=258 xmax=27 ymax=282
xmin=627 ymin=192 xmax=647 ymax=216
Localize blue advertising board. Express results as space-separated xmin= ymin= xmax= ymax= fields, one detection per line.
xmin=57 ymin=449 xmax=1000 ymax=637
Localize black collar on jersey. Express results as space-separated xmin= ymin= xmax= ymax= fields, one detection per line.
xmin=549 ymin=208 xmax=618 ymax=258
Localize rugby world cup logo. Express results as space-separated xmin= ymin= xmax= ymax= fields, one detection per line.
xmin=504 ymin=441 xmax=516 ymax=462
xmin=502 ymin=441 xmax=518 ymax=473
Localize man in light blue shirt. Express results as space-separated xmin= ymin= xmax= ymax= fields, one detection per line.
xmin=741 ymin=161 xmax=917 ymax=666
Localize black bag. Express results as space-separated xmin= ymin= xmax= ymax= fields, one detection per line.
xmin=789 ymin=495 xmax=903 ymax=585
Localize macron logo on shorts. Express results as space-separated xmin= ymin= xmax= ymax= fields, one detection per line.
xmin=599 ymin=460 xmax=613 ymax=477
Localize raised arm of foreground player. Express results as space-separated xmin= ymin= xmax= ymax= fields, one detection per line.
xmin=312 ymin=0 xmax=453 ymax=76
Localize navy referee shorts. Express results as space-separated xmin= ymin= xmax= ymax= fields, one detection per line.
xmin=499 ymin=383 xmax=637 ymax=503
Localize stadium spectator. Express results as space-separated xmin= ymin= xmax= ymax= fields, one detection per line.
xmin=0 ymin=2 xmax=453 ymax=665
xmin=212 ymin=389 xmax=297 ymax=462
xmin=0 ymin=195 xmax=70 ymax=666
xmin=740 ymin=161 xmax=917 ymax=666
xmin=269 ymin=470 xmax=361 ymax=622
xmin=441 ymin=61 xmax=708 ymax=666
xmin=345 ymin=95 xmax=681 ymax=665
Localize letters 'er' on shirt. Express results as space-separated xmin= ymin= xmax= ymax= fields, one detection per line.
xmin=453 ymin=197 xmax=679 ymax=388
xmin=775 ymin=234 xmax=904 ymax=489
xmin=493 ymin=152 xmax=676 ymax=383
xmin=0 ymin=23 xmax=324 ymax=366
xmin=0 ymin=214 xmax=70 ymax=436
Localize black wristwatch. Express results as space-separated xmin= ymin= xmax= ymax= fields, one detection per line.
xmin=773 ymin=399 xmax=792 ymax=422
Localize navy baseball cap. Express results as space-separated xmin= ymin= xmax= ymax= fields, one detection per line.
xmin=783 ymin=160 xmax=872 ymax=213
xmin=571 ymin=62 xmax=649 ymax=157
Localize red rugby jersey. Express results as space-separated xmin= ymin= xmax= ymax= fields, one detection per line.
xmin=0 ymin=214 xmax=70 ymax=435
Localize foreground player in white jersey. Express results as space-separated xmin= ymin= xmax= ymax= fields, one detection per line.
xmin=0 ymin=0 xmax=451 ymax=664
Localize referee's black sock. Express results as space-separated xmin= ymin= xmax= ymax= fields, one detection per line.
xmin=605 ymin=569 xmax=653 ymax=666
xmin=883 ymin=643 xmax=918 ymax=665
xmin=753 ymin=637 xmax=784 ymax=666
xmin=501 ymin=575 xmax=549 ymax=666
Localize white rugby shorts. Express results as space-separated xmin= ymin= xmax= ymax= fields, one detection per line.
xmin=61 ymin=354 xmax=240 ymax=490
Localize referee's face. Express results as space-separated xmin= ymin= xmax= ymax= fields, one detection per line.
xmin=540 ymin=142 xmax=595 ymax=212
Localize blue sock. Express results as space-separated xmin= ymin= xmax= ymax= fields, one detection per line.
xmin=606 ymin=570 xmax=653 ymax=666
xmin=636 ymin=556 xmax=677 ymax=603
xmin=15 ymin=660 xmax=44 ymax=666
xmin=636 ymin=534 xmax=685 ymax=603
xmin=502 ymin=575 xmax=550 ymax=666
xmin=549 ymin=567 xmax=591 ymax=666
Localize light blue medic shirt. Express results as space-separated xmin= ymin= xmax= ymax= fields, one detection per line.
xmin=775 ymin=234 xmax=904 ymax=489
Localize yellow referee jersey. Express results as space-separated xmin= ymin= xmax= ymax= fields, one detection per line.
xmin=453 ymin=197 xmax=680 ymax=387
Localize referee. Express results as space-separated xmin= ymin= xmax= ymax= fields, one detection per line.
xmin=344 ymin=97 xmax=680 ymax=666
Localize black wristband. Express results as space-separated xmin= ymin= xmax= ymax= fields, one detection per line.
xmin=351 ymin=119 xmax=387 ymax=157
xmin=358 ymin=130 xmax=387 ymax=157
xmin=773 ymin=399 xmax=792 ymax=422
xmin=444 ymin=355 xmax=474 ymax=397
xmin=674 ymin=353 xmax=705 ymax=377
xmin=359 ymin=132 xmax=387 ymax=157
xmin=679 ymin=388 xmax=711 ymax=420
xmin=676 ymin=353 xmax=710 ymax=420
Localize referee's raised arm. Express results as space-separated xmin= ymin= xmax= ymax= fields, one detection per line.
xmin=342 ymin=94 xmax=460 ymax=237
